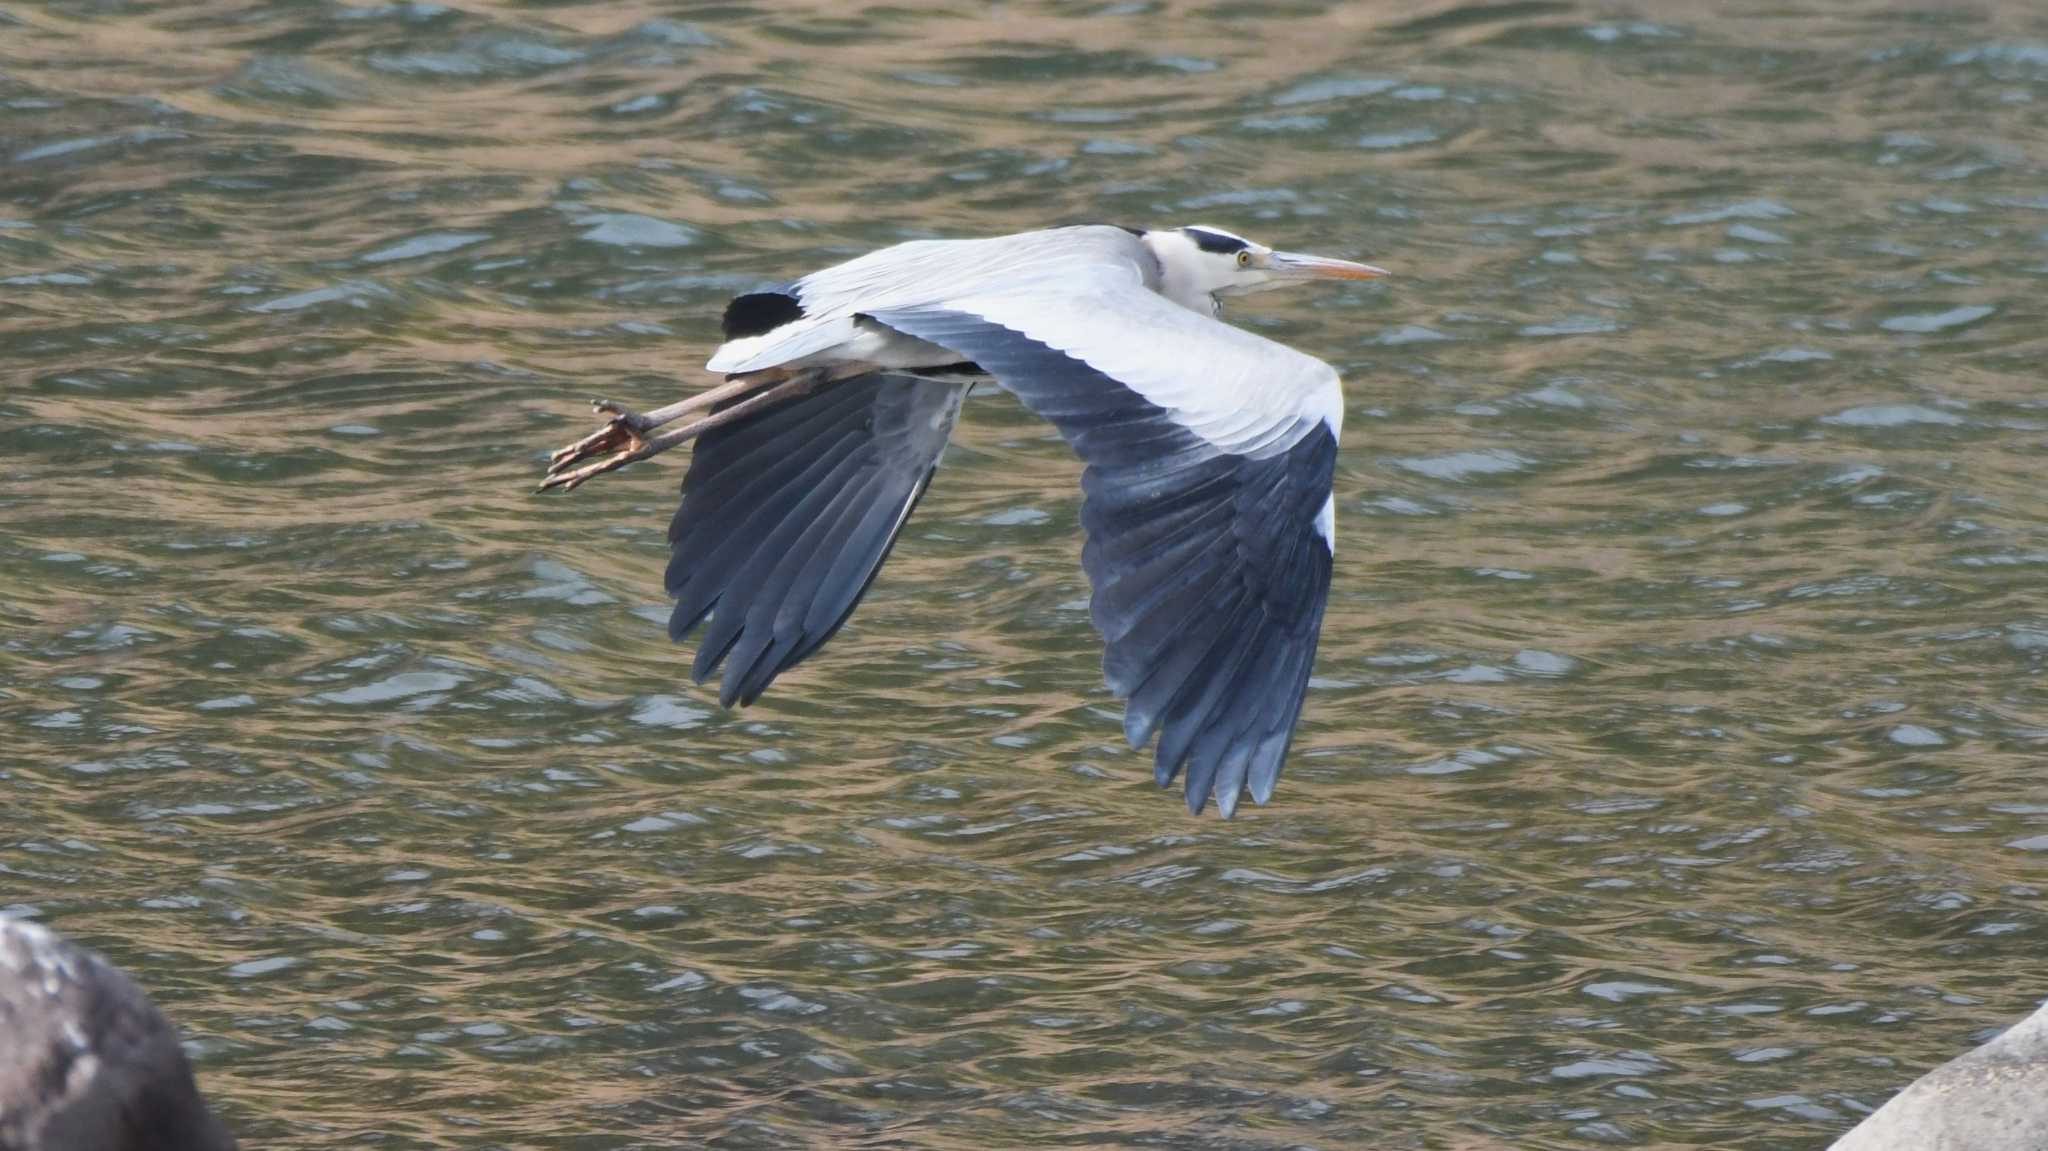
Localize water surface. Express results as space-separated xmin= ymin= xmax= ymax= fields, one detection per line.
xmin=4 ymin=1 xmax=2046 ymax=1147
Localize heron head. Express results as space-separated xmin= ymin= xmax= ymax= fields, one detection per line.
xmin=1142 ymin=225 xmax=1387 ymax=312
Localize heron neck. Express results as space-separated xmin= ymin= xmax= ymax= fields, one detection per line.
xmin=1139 ymin=230 xmax=1226 ymax=317
xmin=1153 ymin=279 xmax=1223 ymax=317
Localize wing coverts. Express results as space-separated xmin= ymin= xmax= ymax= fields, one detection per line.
xmin=871 ymin=306 xmax=1334 ymax=816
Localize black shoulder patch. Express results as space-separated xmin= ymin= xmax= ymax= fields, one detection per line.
xmin=721 ymin=291 xmax=804 ymax=340
xmin=1184 ymin=227 xmax=1249 ymax=254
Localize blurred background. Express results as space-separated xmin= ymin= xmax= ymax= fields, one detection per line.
xmin=3 ymin=1 xmax=2045 ymax=1147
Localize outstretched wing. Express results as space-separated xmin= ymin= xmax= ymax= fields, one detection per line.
xmin=667 ymin=373 xmax=967 ymax=708
xmin=870 ymin=289 xmax=1341 ymax=817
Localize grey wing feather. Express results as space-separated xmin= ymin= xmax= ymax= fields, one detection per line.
xmin=790 ymin=225 xmax=1155 ymax=316
xmin=869 ymin=306 xmax=1334 ymax=817
xmin=706 ymin=226 xmax=1158 ymax=375
xmin=666 ymin=373 xmax=967 ymax=707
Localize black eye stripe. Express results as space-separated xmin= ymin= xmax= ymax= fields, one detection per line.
xmin=1185 ymin=228 xmax=1250 ymax=255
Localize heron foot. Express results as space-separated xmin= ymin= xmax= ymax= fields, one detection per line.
xmin=536 ymin=371 xmax=842 ymax=494
xmin=538 ymin=401 xmax=653 ymax=492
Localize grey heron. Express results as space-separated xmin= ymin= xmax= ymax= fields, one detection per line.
xmin=0 ymin=915 xmax=236 ymax=1151
xmin=1829 ymin=998 xmax=2048 ymax=1150
xmin=541 ymin=223 xmax=1386 ymax=817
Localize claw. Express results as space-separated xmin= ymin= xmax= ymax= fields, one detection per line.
xmin=536 ymin=369 xmax=843 ymax=495
xmin=537 ymin=439 xmax=647 ymax=492
xmin=546 ymin=415 xmax=642 ymax=471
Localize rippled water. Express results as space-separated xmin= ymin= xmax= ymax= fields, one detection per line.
xmin=4 ymin=2 xmax=2046 ymax=1147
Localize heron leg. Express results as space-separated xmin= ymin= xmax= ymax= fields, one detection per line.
xmin=544 ymin=372 xmax=787 ymax=478
xmin=537 ymin=369 xmax=830 ymax=493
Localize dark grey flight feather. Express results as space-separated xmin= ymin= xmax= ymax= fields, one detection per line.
xmin=869 ymin=306 xmax=1334 ymax=817
xmin=666 ymin=372 xmax=967 ymax=708
xmin=0 ymin=916 xmax=236 ymax=1151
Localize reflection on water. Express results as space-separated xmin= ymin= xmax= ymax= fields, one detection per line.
xmin=3 ymin=1 xmax=2045 ymax=1147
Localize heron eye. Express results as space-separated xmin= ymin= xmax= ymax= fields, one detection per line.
xmin=1235 ymin=250 xmax=1252 ymax=268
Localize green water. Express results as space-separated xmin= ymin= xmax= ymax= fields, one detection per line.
xmin=3 ymin=2 xmax=2045 ymax=1147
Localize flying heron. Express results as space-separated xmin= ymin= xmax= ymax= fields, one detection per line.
xmin=540 ymin=223 xmax=1387 ymax=817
